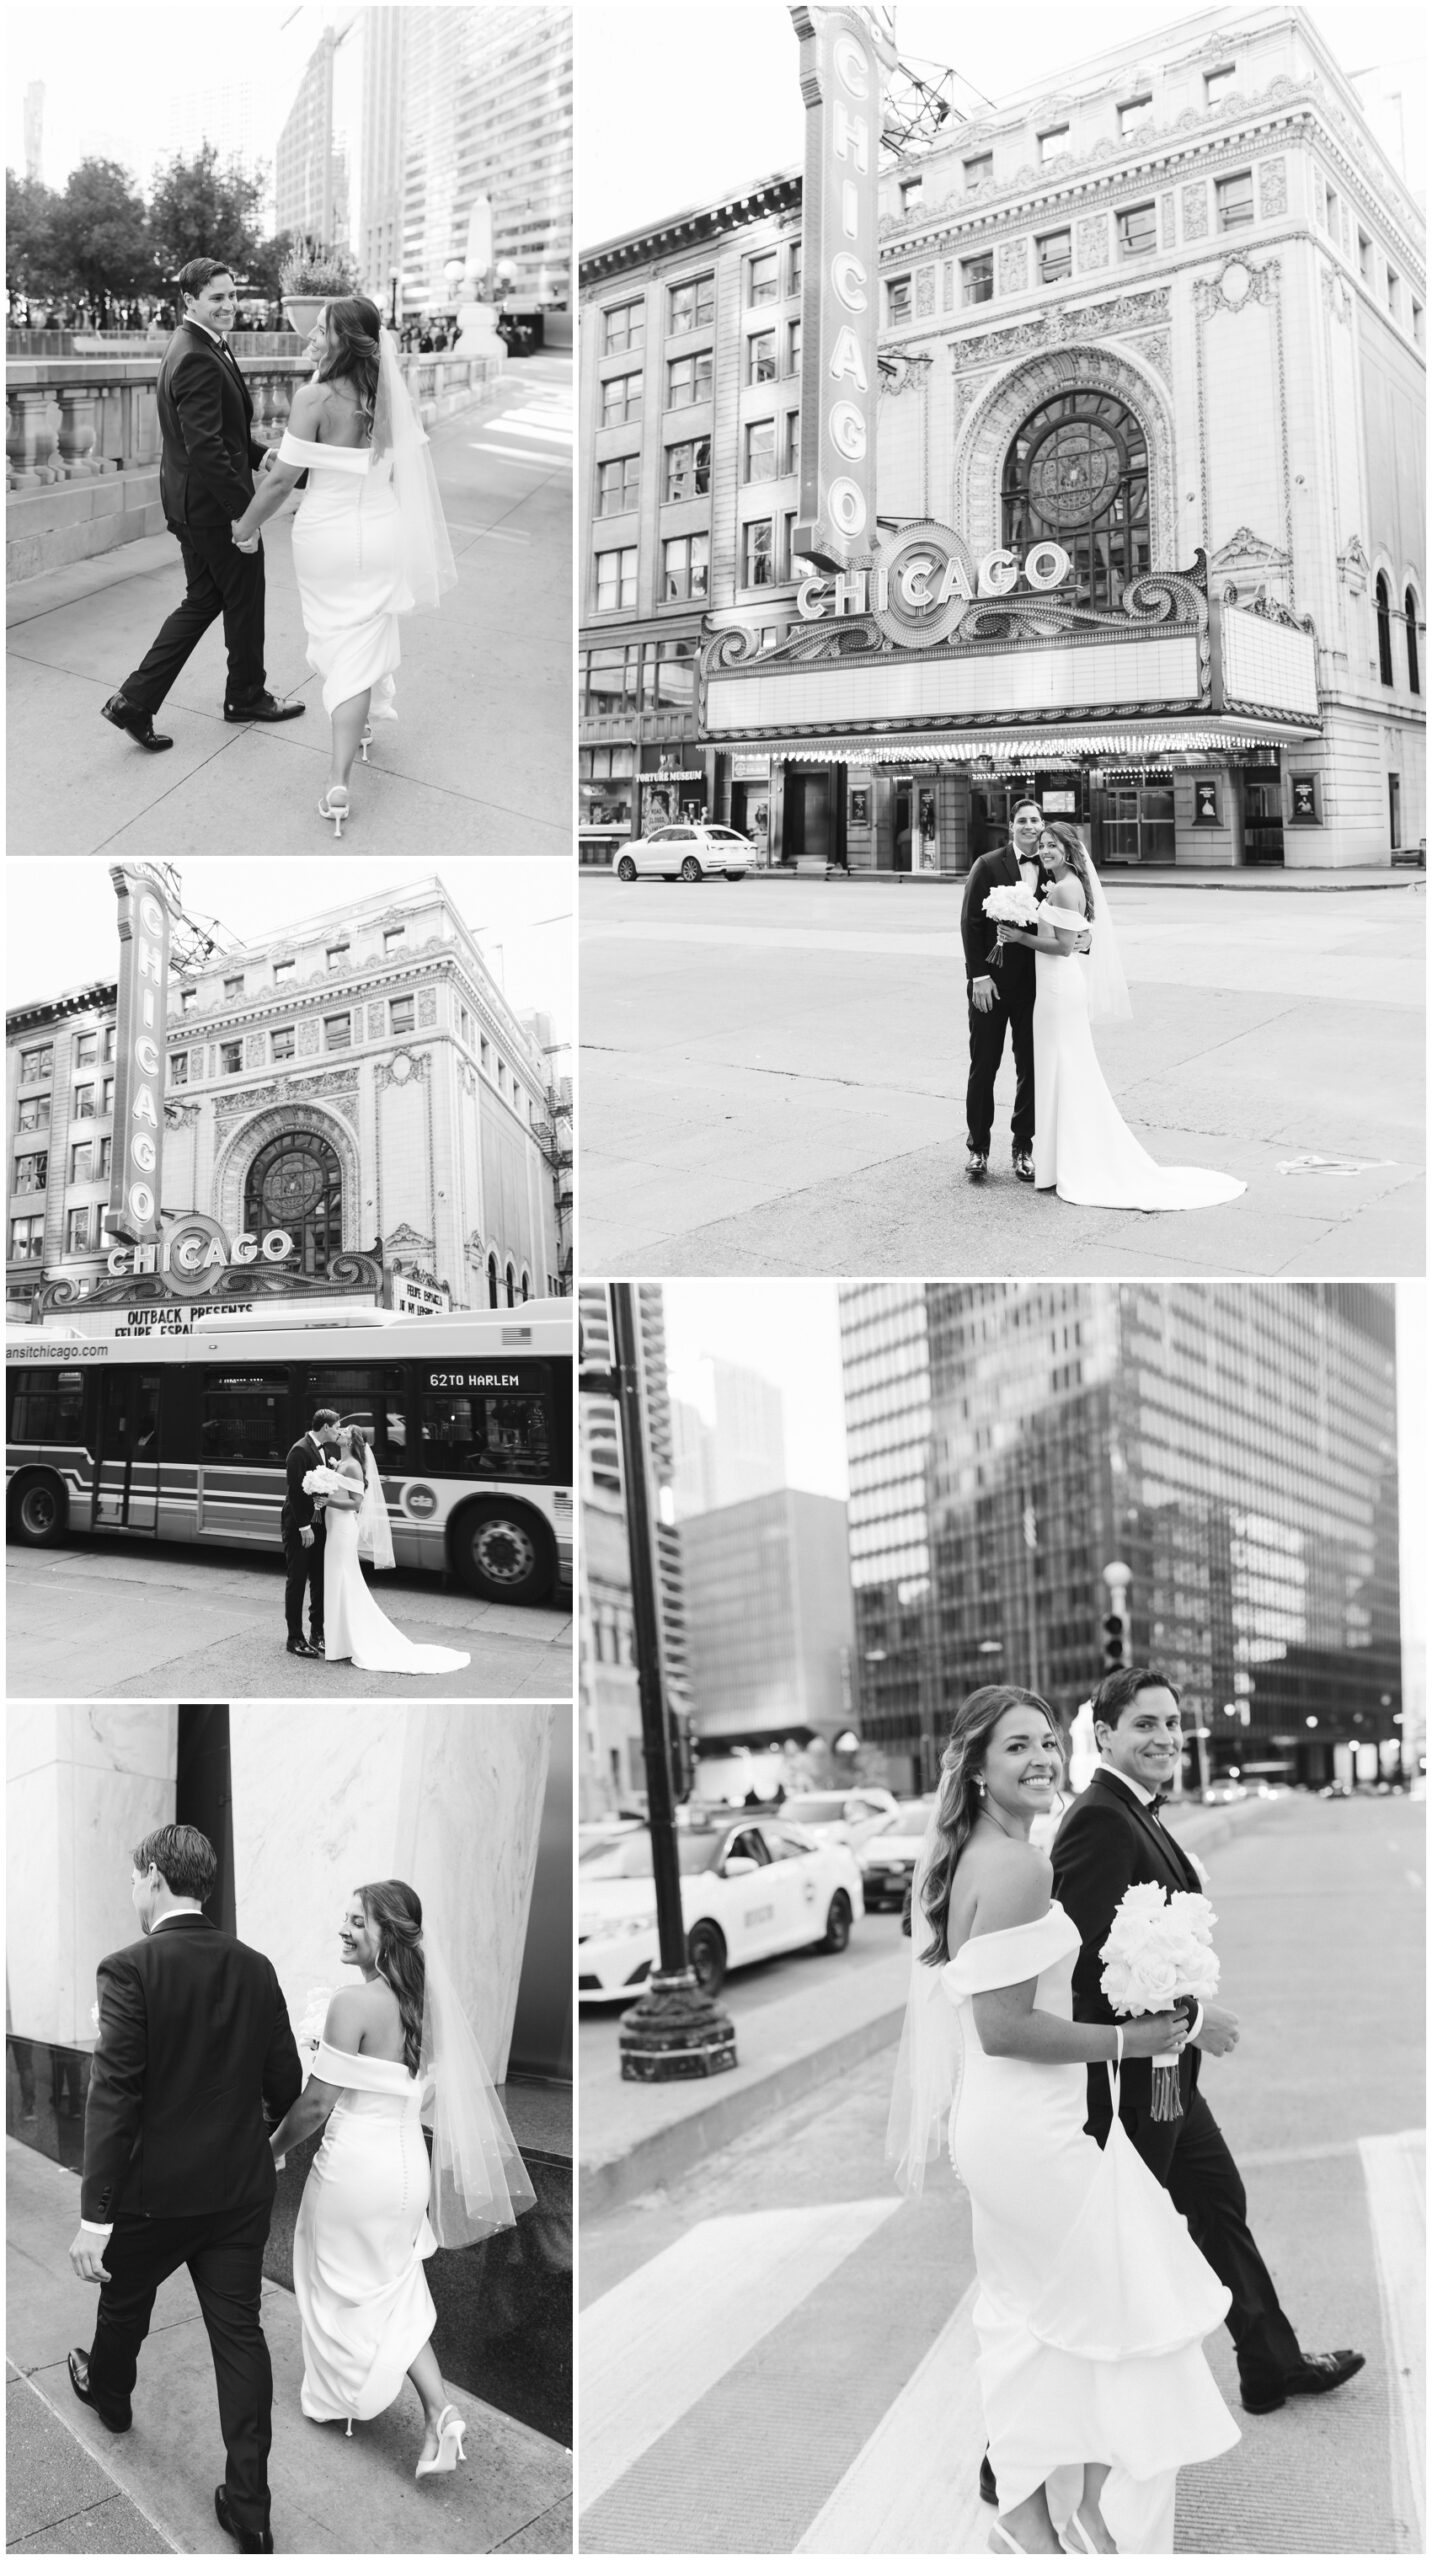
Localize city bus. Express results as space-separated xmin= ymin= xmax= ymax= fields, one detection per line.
xmin=6 ymin=1304 xmax=572 ymax=1606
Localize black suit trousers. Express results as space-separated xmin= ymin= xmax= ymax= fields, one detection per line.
xmin=1086 ymin=2069 xmax=1301 ymax=2397
xmin=282 ymin=1518 xmax=324 ymax=1641
xmin=121 ymin=526 xmax=266 ymax=713
xmin=966 ymin=974 xmax=1035 ymax=1153
xmin=88 ymin=2200 xmax=274 ymax=2541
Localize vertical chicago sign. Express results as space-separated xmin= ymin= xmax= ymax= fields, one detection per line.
xmin=791 ymin=3 xmax=886 ymax=571
xmin=106 ymin=864 xmax=172 ymax=1246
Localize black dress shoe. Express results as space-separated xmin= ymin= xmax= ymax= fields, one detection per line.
xmin=214 ymin=2484 xmax=274 ymax=2553
xmin=965 ymin=1148 xmax=989 ymax=1180
xmin=1241 ymin=2347 xmax=1365 ymax=2413
xmin=224 ymin=693 xmax=305 ymax=723
xmin=100 ymin=692 xmax=173 ymax=752
xmin=68 ymin=2348 xmax=131 ymax=2433
xmin=1012 ymin=1148 xmax=1035 ymax=1183
xmin=978 ymin=2450 xmax=998 ymax=2506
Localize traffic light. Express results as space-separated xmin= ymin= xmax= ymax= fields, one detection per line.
xmin=1101 ymin=1595 xmax=1129 ymax=1674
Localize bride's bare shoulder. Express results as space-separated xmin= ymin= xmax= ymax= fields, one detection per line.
xmin=963 ymin=1834 xmax=1053 ymax=1935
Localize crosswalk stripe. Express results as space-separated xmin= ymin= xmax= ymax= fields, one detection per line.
xmin=489 ymin=422 xmax=572 ymax=444
xmin=474 ymin=442 xmax=571 ymax=466
xmin=795 ymin=2279 xmax=986 ymax=2554
xmin=1360 ymin=2129 xmax=1425 ymax=2554
xmin=579 ymin=2200 xmax=900 ymax=2514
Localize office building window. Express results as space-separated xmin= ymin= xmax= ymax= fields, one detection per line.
xmin=744 ymin=418 xmax=776 ymax=483
xmin=14 ymin=1152 xmax=48 ymax=1193
xmin=648 ymin=639 xmax=696 ymax=711
xmin=782 ymin=411 xmax=800 ymax=474
xmin=597 ymin=453 xmax=641 ymax=515
xmin=169 ymin=1053 xmax=188 ymax=1087
xmin=1406 ymin=590 xmax=1421 ymax=696
xmin=74 ymin=1032 xmax=97 ymax=1069
xmin=73 ymin=1085 xmax=96 ymax=1120
xmin=962 ymin=253 xmax=994 ymax=306
xmin=668 ymin=273 xmax=714 ymax=333
xmin=66 ymin=1206 xmax=92 ymax=1254
xmin=390 ymin=996 xmax=415 ymax=1037
xmin=1215 ymin=171 xmax=1253 ymax=229
xmin=964 ymin=152 xmax=993 ymax=188
xmin=1118 ymin=95 xmax=1152 ymax=135
xmin=1118 ymin=202 xmax=1157 ymax=258
xmin=70 ymin=1142 xmax=92 ymax=1184
xmin=899 ymin=177 xmax=922 ymax=214
xmin=271 ymin=1027 xmax=295 ymax=1062
xmin=667 ymin=350 xmax=714 ymax=408
xmin=887 ymin=274 xmax=912 ymax=325
xmin=1204 ymin=64 xmax=1237 ymax=105
xmin=325 ymin=1013 xmax=352 ymax=1051
xmin=326 ymin=944 xmax=347 ymax=971
xmin=1038 ymin=229 xmax=1072 ymax=284
xmin=748 ymin=250 xmax=779 ymax=306
xmin=664 ymin=437 xmax=711 ymax=500
xmin=595 ymin=545 xmax=638 ymax=611
xmin=748 ymin=330 xmax=777 ymax=383
xmin=220 ymin=1042 xmax=242 ymax=1075
xmin=1386 ymin=266 xmax=1399 ymax=318
xmin=17 ymin=1095 xmax=48 ymax=1132
xmin=180 ymin=986 xmax=196 ymax=1012
xmin=1375 ymin=575 xmax=1394 ymax=686
xmin=583 ymin=642 xmax=640 ymax=716
xmin=98 ymin=1136 xmax=112 ymax=1178
xmin=272 ymin=959 xmax=294 ymax=984
xmin=224 ymin=974 xmax=244 ymax=1000
xmin=102 ymin=1077 xmax=114 ymax=1115
xmin=788 ymin=241 xmax=802 ymax=295
xmin=601 ymin=371 xmax=642 ymax=426
xmin=603 ymin=298 xmax=644 ymax=355
xmin=20 ymin=1047 xmax=53 ymax=1086
xmin=786 ymin=317 xmax=801 ymax=374
xmin=662 ymin=532 xmax=709 ymax=601
xmin=1039 ymin=125 xmax=1069 ymax=163
xmin=10 ymin=1215 xmax=44 ymax=1260
xmin=741 ymin=520 xmax=775 ymax=588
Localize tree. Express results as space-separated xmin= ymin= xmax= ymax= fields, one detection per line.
xmin=6 ymin=170 xmax=64 ymax=302
xmin=48 ymin=160 xmax=152 ymax=321
xmin=245 ymin=230 xmax=296 ymax=302
xmin=147 ymin=142 xmax=268 ymax=289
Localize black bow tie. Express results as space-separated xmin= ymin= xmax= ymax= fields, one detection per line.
xmin=1149 ymin=1790 xmax=1173 ymax=1812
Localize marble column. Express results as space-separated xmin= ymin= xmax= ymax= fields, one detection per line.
xmin=228 ymin=1704 xmax=553 ymax=2081
xmin=6 ymin=1708 xmax=177 ymax=2045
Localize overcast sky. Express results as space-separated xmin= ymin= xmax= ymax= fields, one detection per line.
xmin=6 ymin=855 xmax=572 ymax=1045
xmin=578 ymin=1 xmax=1424 ymax=245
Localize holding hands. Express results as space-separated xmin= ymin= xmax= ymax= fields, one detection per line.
xmin=231 ymin=519 xmax=260 ymax=553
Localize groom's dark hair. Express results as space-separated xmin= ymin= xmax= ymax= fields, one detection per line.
xmin=1093 ymin=1666 xmax=1183 ymax=1727
xmin=132 ymin=1823 xmax=217 ymax=1901
xmin=176 ymin=258 xmax=234 ymax=300
xmin=310 ymin=1407 xmax=341 ymax=1430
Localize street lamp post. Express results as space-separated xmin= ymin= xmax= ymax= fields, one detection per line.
xmin=608 ymin=1285 xmax=736 ymax=2084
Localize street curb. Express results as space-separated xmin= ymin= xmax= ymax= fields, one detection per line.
xmin=583 ymin=867 xmax=1422 ymax=893
xmin=579 ymin=1793 xmax=1296 ymax=2222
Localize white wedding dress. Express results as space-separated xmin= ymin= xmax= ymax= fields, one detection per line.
xmin=277 ymin=428 xmax=409 ymax=722
xmin=1033 ymin=912 xmax=1245 ymax=1210
xmin=948 ymin=1904 xmax=1239 ymax=2550
xmin=323 ymin=1503 xmax=469 ymax=1676
xmin=292 ymin=2038 xmax=437 ymax=2423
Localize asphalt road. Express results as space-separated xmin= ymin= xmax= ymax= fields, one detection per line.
xmin=579 ymin=1790 xmax=1425 ymax=2555
xmin=579 ymin=875 xmax=1426 ymax=1278
xmin=6 ymin=1533 xmax=572 ymax=1700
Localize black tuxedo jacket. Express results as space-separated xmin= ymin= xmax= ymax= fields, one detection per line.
xmin=960 ymin=844 xmax=1040 ymax=996
xmin=157 ymin=321 xmax=266 ymax=530
xmin=281 ymin=1434 xmax=328 ymax=1540
xmin=82 ymin=1914 xmax=300 ymax=2221
xmin=1049 ymin=1766 xmax=1207 ymax=2116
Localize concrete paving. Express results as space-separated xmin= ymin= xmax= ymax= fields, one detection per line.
xmin=5 ymin=1538 xmax=572 ymax=1702
xmin=578 ymin=1791 xmax=1425 ymax=2555
xmin=6 ymin=358 xmax=571 ymax=862
xmin=6 ymin=2141 xmax=572 ymax=2554
xmin=578 ymin=875 xmax=1426 ymax=1278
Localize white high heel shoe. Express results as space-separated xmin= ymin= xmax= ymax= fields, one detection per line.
xmin=318 ymin=784 xmax=349 ymax=838
xmin=1061 ymin=2515 xmax=1114 ymax=2555
xmin=358 ymin=723 xmax=373 ymax=764
xmin=415 ymin=2402 xmax=467 ymax=2480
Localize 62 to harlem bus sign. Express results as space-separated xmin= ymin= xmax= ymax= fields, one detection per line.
xmin=106 ymin=864 xmax=172 ymax=1246
xmin=792 ymin=3 xmax=886 ymax=570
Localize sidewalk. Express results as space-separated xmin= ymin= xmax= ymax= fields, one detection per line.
xmin=5 ymin=356 xmax=570 ymax=861
xmin=599 ymin=866 xmax=1423 ymax=893
xmin=5 ymin=2141 xmax=571 ymax=2555
xmin=580 ymin=1795 xmax=1294 ymax=2220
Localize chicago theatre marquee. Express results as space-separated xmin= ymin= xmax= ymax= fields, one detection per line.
xmin=7 ymin=868 xmax=571 ymax=1330
xmin=579 ymin=4 xmax=1424 ymax=869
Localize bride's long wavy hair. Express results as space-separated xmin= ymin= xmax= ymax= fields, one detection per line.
xmin=318 ymin=295 xmax=382 ymax=443
xmin=919 ymin=1686 xmax=1064 ymax=1967
xmin=1038 ymin=819 xmax=1097 ymax=918
xmin=357 ymin=1878 xmax=425 ymax=2074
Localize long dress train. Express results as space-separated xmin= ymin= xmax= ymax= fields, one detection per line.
xmin=323 ymin=1505 xmax=470 ymax=1675
xmin=292 ymin=2039 xmax=437 ymax=2424
xmin=947 ymin=1904 xmax=1239 ymax=2551
xmin=1033 ymin=944 xmax=1245 ymax=1209
xmin=277 ymin=429 xmax=410 ymax=722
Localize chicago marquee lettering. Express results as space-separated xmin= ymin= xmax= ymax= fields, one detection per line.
xmin=105 ymin=1226 xmax=296 ymax=1279
xmin=797 ymin=531 xmax=1074 ymax=644
xmin=793 ymin=5 xmax=884 ymax=569
xmin=106 ymin=866 xmax=173 ymax=1247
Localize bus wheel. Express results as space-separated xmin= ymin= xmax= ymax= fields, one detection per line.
xmin=8 ymin=1475 xmax=67 ymax=1547
xmin=452 ymin=1503 xmax=554 ymax=1606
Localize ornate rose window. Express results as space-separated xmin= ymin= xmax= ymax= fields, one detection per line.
xmin=1001 ymin=390 xmax=1151 ymax=607
xmin=244 ymin=1131 xmax=343 ymax=1275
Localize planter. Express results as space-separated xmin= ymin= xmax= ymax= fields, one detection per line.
xmin=282 ymin=296 xmax=327 ymax=339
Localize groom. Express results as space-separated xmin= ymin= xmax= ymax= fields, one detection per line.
xmin=960 ymin=799 xmax=1047 ymax=1185
xmin=1050 ymin=1673 xmax=1363 ymax=2408
xmin=282 ymin=1407 xmax=341 ymax=1657
xmin=68 ymin=1824 xmax=301 ymax=2554
xmin=100 ymin=257 xmax=306 ymax=752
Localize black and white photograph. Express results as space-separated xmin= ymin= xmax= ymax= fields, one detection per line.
xmin=6 ymin=855 xmax=573 ymax=1701
xmin=576 ymin=1276 xmax=1424 ymax=2556
xmin=7 ymin=4 xmax=572 ymax=857
xmin=6 ymin=1702 xmax=572 ymax=2553
xmin=576 ymin=3 xmax=1425 ymax=1280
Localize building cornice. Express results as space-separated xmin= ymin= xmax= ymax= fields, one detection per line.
xmin=581 ymin=173 xmax=802 ymax=289
xmin=8 ymin=981 xmax=117 ymax=1035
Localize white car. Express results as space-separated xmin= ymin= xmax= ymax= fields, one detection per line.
xmin=578 ymin=1814 xmax=864 ymax=1999
xmin=614 ymin=823 xmax=757 ymax=882
xmin=857 ymin=1795 xmax=940 ymax=1910
xmin=779 ymin=1787 xmax=899 ymax=1851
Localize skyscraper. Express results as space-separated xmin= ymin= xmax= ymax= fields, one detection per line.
xmin=274 ymin=25 xmax=348 ymax=251
xmin=840 ymin=1284 xmax=1401 ymax=1793
xmin=679 ymin=1487 xmax=855 ymax=1785
xmin=670 ymin=1355 xmax=786 ymax=1518
xmin=578 ymin=1282 xmax=688 ymax=1818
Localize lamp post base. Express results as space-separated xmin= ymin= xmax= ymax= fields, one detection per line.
xmin=618 ymin=1967 xmax=738 ymax=2082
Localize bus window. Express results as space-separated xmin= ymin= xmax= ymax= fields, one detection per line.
xmin=419 ymin=1388 xmax=551 ymax=1480
xmin=301 ymin=1367 xmax=405 ymax=1465
xmin=9 ymin=1365 xmax=86 ymax=1444
xmin=199 ymin=1370 xmax=291 ymax=1467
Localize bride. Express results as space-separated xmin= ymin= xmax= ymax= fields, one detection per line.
xmin=889 ymin=1687 xmax=1239 ymax=2555
xmin=311 ymin=1427 xmax=470 ymax=1676
xmin=269 ymin=1879 xmax=535 ymax=2476
xmin=995 ymin=822 xmax=1245 ymax=1210
xmin=230 ymin=296 xmax=456 ymax=835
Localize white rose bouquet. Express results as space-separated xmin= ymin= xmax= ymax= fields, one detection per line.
xmin=301 ymin=1464 xmax=339 ymax=1502
xmin=1099 ymin=1881 xmax=1220 ymax=2120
